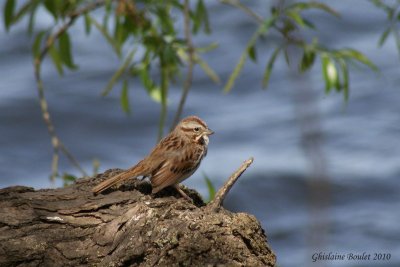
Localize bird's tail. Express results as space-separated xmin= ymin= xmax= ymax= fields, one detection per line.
xmin=92 ymin=167 xmax=140 ymax=194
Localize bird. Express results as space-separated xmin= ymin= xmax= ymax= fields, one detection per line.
xmin=92 ymin=115 xmax=213 ymax=200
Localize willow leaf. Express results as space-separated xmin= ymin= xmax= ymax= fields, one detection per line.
xmin=262 ymin=47 xmax=281 ymax=89
xmin=91 ymin=17 xmax=121 ymax=57
xmin=49 ymin=45 xmax=64 ymax=76
xmin=339 ymin=49 xmax=378 ymax=70
xmin=84 ymin=13 xmax=91 ymax=35
xmin=338 ymin=59 xmax=349 ymax=101
xmin=102 ymin=49 xmax=135 ymax=96
xmin=224 ymin=18 xmax=275 ymax=92
xmin=32 ymin=30 xmax=46 ymax=58
xmin=120 ymin=80 xmax=130 ymax=114
xmin=4 ymin=0 xmax=15 ymax=31
xmin=196 ymin=55 xmax=221 ymax=84
xmin=59 ymin=32 xmax=77 ymax=69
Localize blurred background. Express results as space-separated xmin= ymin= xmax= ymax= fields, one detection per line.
xmin=1 ymin=1 xmax=399 ymax=266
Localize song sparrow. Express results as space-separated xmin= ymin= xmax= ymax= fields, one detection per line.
xmin=92 ymin=116 xmax=214 ymax=200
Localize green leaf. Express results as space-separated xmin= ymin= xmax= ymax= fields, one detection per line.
xmin=321 ymin=54 xmax=337 ymax=93
xmin=49 ymin=44 xmax=64 ymax=76
xmin=284 ymin=48 xmax=290 ymax=66
xmin=202 ymin=2 xmax=211 ymax=34
xmin=4 ymin=0 xmax=15 ymax=31
xmin=195 ymin=42 xmax=219 ymax=53
xmin=339 ymin=49 xmax=378 ymax=70
xmin=103 ymin=0 xmax=112 ymax=27
xmin=299 ymin=48 xmax=315 ymax=72
xmin=192 ymin=1 xmax=202 ymax=34
xmin=262 ymin=47 xmax=281 ymax=89
xmin=161 ymin=44 xmax=179 ymax=66
xmin=157 ymin=7 xmax=174 ymax=33
xmin=370 ymin=0 xmax=391 ymax=14
xmin=62 ymin=173 xmax=77 ymax=187
xmin=287 ymin=2 xmax=340 ymax=17
xmin=203 ymin=173 xmax=215 ymax=202
xmin=338 ymin=59 xmax=349 ymax=101
xmin=32 ymin=30 xmax=46 ymax=58
xmin=59 ymin=32 xmax=77 ymax=69
xmin=62 ymin=173 xmax=76 ymax=182
xmin=149 ymin=86 xmax=162 ymax=103
xmin=195 ymin=54 xmax=221 ymax=84
xmin=84 ymin=13 xmax=91 ymax=35
xmin=224 ymin=50 xmax=247 ymax=92
xmin=378 ymin=27 xmax=391 ymax=47
xmin=248 ymin=45 xmax=257 ymax=62
xmin=137 ymin=62 xmax=162 ymax=103
xmin=193 ymin=0 xmax=210 ymax=34
xmin=102 ymin=49 xmax=135 ymax=96
xmin=176 ymin=47 xmax=220 ymax=83
xmin=138 ymin=53 xmax=154 ymax=86
xmin=27 ymin=1 xmax=38 ymax=35
xmin=12 ymin=1 xmax=33 ymax=25
xmin=160 ymin=68 xmax=168 ymax=106
xmin=44 ymin=0 xmax=61 ymax=20
xmin=321 ymin=56 xmax=330 ymax=93
xmin=286 ymin=11 xmax=306 ymax=28
xmin=139 ymin=64 xmax=153 ymax=91
xmin=114 ymin=16 xmax=129 ymax=50
xmin=91 ymin=17 xmax=121 ymax=57
xmin=258 ymin=17 xmax=275 ymax=34
xmin=120 ymin=80 xmax=131 ymax=114
xmin=334 ymin=66 xmax=341 ymax=92
xmin=309 ymin=2 xmax=340 ymax=17
xmin=302 ymin=18 xmax=316 ymax=29
xmin=224 ymin=19 xmax=274 ymax=92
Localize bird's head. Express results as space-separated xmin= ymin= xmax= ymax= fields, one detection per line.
xmin=178 ymin=116 xmax=214 ymax=145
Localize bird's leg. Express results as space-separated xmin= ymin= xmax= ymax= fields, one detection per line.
xmin=173 ymin=184 xmax=192 ymax=202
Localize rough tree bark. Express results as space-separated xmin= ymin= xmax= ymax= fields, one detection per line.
xmin=0 ymin=158 xmax=276 ymax=266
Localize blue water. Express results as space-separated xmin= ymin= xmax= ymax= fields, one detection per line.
xmin=1 ymin=2 xmax=399 ymax=266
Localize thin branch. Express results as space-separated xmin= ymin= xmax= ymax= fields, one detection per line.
xmin=171 ymin=0 xmax=195 ymax=130
xmin=219 ymin=0 xmax=264 ymax=24
xmin=34 ymin=0 xmax=109 ymax=180
xmin=207 ymin=157 xmax=254 ymax=212
xmin=158 ymin=68 xmax=169 ymax=141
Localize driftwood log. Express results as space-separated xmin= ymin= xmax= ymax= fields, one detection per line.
xmin=0 ymin=158 xmax=276 ymax=266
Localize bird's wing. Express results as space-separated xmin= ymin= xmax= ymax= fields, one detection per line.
xmin=150 ymin=152 xmax=199 ymax=194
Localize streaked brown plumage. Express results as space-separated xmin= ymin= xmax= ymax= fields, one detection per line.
xmin=92 ymin=116 xmax=213 ymax=200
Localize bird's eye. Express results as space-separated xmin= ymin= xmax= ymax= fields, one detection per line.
xmin=194 ymin=127 xmax=200 ymax=132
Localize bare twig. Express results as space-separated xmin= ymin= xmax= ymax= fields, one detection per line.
xmin=34 ymin=0 xmax=109 ymax=180
xmin=207 ymin=157 xmax=254 ymax=212
xmin=171 ymin=0 xmax=195 ymax=130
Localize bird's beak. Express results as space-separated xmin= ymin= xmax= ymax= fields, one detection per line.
xmin=206 ymin=128 xmax=214 ymax=135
